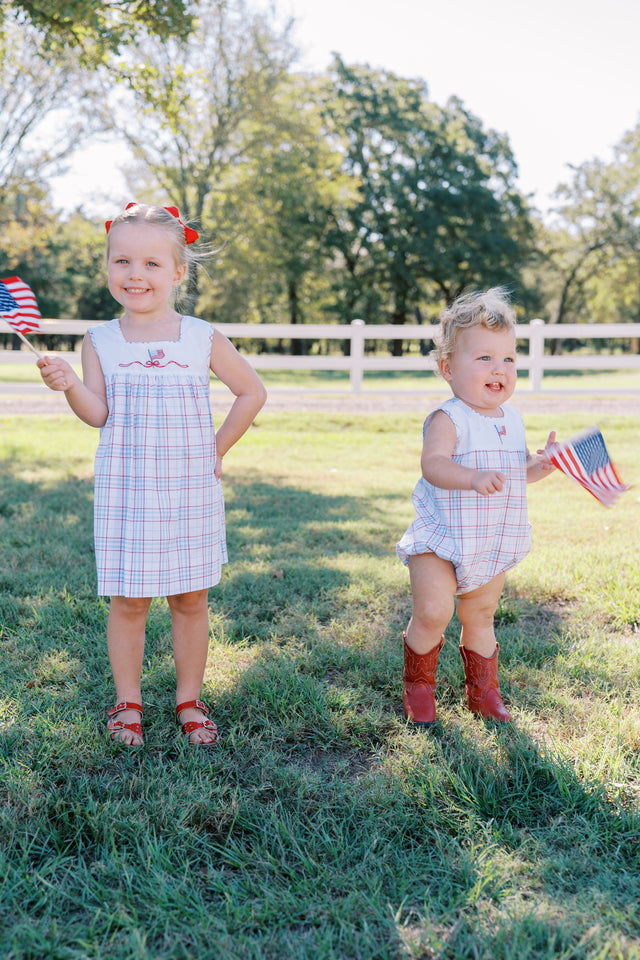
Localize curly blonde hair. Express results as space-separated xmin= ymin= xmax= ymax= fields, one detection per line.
xmin=433 ymin=287 xmax=517 ymax=365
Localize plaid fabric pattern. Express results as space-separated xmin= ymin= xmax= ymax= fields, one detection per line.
xmin=90 ymin=317 xmax=226 ymax=598
xmin=397 ymin=397 xmax=531 ymax=595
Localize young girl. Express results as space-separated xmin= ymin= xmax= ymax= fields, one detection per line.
xmin=396 ymin=288 xmax=557 ymax=726
xmin=38 ymin=202 xmax=267 ymax=747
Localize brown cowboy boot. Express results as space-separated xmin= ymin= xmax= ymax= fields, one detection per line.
xmin=402 ymin=633 xmax=445 ymax=726
xmin=459 ymin=643 xmax=512 ymax=722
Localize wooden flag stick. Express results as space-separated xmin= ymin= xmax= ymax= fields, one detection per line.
xmin=12 ymin=328 xmax=43 ymax=359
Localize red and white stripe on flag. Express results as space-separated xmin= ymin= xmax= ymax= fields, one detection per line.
xmin=549 ymin=425 xmax=630 ymax=507
xmin=0 ymin=275 xmax=42 ymax=334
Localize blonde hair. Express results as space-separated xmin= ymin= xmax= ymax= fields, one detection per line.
xmin=432 ymin=287 xmax=516 ymax=365
xmin=104 ymin=203 xmax=198 ymax=269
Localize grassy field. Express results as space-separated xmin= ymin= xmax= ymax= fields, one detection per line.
xmin=0 ymin=410 xmax=639 ymax=959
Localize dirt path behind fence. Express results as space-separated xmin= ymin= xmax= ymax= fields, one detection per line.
xmin=1 ymin=381 xmax=638 ymax=417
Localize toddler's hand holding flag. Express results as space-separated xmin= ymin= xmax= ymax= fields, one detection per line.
xmin=0 ymin=276 xmax=43 ymax=357
xmin=547 ymin=425 xmax=630 ymax=507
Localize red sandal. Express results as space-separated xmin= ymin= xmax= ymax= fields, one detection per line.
xmin=176 ymin=699 xmax=219 ymax=746
xmin=107 ymin=701 xmax=144 ymax=746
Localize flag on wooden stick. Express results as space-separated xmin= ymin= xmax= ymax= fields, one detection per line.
xmin=0 ymin=276 xmax=42 ymax=334
xmin=0 ymin=275 xmax=43 ymax=357
xmin=549 ymin=425 xmax=630 ymax=507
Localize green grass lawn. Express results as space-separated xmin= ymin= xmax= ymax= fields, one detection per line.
xmin=0 ymin=412 xmax=639 ymax=959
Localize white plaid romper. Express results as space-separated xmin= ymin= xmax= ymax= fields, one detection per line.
xmin=396 ymin=397 xmax=531 ymax=595
xmin=89 ymin=316 xmax=227 ymax=598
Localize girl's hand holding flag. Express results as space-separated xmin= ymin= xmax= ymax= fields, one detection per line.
xmin=0 ymin=274 xmax=81 ymax=394
xmin=37 ymin=354 xmax=78 ymax=392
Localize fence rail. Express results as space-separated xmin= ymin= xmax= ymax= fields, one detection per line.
xmin=2 ymin=317 xmax=640 ymax=392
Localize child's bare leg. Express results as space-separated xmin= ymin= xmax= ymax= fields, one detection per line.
xmin=455 ymin=573 xmax=505 ymax=657
xmin=168 ymin=589 xmax=217 ymax=744
xmin=401 ymin=553 xmax=455 ymax=724
xmin=406 ymin=553 xmax=457 ymax=653
xmin=107 ymin=596 xmax=151 ymax=745
xmin=456 ymin=574 xmax=511 ymax=721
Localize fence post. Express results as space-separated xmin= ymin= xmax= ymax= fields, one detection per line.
xmin=350 ymin=319 xmax=365 ymax=393
xmin=528 ymin=318 xmax=545 ymax=392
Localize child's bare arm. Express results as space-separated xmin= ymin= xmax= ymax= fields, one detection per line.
xmin=37 ymin=334 xmax=108 ymax=427
xmin=421 ymin=411 xmax=507 ymax=496
xmin=210 ymin=329 xmax=267 ymax=476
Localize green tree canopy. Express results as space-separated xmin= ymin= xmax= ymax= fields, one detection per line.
xmin=537 ymin=122 xmax=640 ymax=331
xmin=206 ymin=74 xmax=353 ymax=335
xmin=321 ymin=58 xmax=532 ymax=342
xmin=3 ymin=0 xmax=194 ymax=57
xmin=97 ymin=0 xmax=296 ymax=312
xmin=0 ymin=19 xmax=90 ymax=201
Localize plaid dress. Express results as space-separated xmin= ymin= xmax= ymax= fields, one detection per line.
xmin=89 ymin=317 xmax=227 ymax=598
xmin=396 ymin=397 xmax=531 ymax=595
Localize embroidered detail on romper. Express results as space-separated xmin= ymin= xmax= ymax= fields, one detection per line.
xmin=117 ymin=348 xmax=189 ymax=369
xmin=118 ymin=359 xmax=190 ymax=369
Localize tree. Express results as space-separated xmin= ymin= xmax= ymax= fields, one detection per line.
xmin=98 ymin=0 xmax=296 ymax=314
xmin=206 ymin=73 xmax=352 ymax=341
xmin=3 ymin=0 xmax=194 ymax=58
xmin=320 ymin=58 xmax=533 ymax=350
xmin=539 ymin=126 xmax=640 ymax=338
xmin=0 ymin=20 xmax=90 ymax=205
xmin=0 ymin=16 xmax=106 ymax=333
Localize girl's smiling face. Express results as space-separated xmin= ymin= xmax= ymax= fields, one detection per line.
xmin=107 ymin=222 xmax=187 ymax=320
xmin=440 ymin=324 xmax=518 ymax=416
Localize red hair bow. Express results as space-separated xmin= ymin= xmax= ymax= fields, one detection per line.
xmin=162 ymin=205 xmax=199 ymax=244
xmin=105 ymin=202 xmax=199 ymax=244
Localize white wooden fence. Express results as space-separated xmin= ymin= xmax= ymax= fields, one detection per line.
xmin=2 ymin=317 xmax=640 ymax=392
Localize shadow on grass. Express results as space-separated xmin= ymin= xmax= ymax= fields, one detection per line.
xmin=179 ymin=628 xmax=639 ymax=958
xmin=1 ymin=466 xmax=639 ymax=958
xmin=218 ymin=476 xmax=401 ymax=644
xmin=225 ymin=476 xmax=396 ymax=558
xmin=0 ymin=466 xmax=96 ymax=597
xmin=0 ymin=471 xmax=390 ymax=724
xmin=2 ymin=630 xmax=638 ymax=958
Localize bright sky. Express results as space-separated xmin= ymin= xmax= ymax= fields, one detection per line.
xmin=51 ymin=0 xmax=640 ymax=217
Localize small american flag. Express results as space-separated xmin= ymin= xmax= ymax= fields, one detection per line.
xmin=0 ymin=276 xmax=42 ymax=334
xmin=549 ymin=425 xmax=630 ymax=507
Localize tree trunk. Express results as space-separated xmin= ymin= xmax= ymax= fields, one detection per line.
xmin=288 ymin=279 xmax=304 ymax=355
xmin=415 ymin=306 xmax=429 ymax=356
xmin=391 ymin=312 xmax=407 ymax=357
xmin=391 ymin=286 xmax=409 ymax=356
